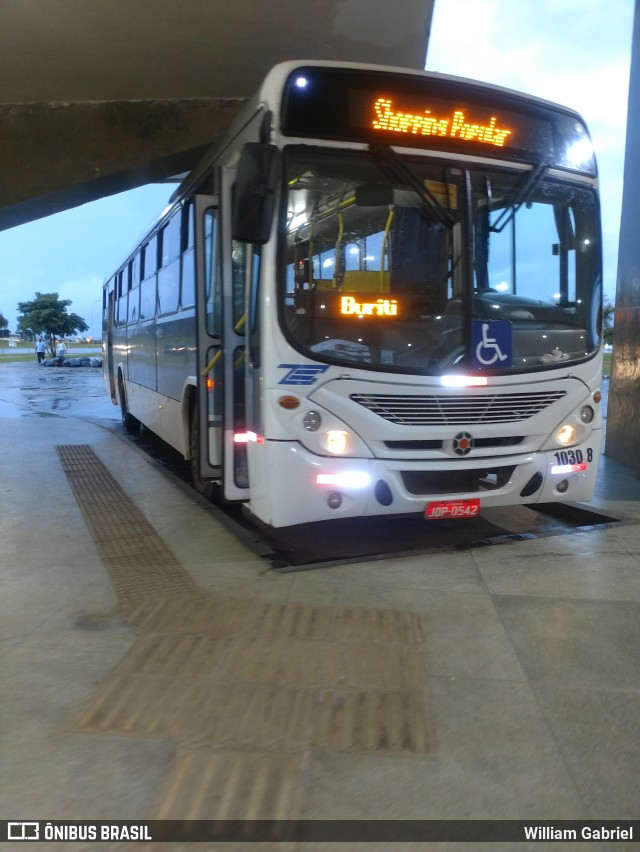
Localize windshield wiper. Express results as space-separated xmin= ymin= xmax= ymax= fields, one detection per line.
xmin=490 ymin=161 xmax=549 ymax=233
xmin=369 ymin=142 xmax=455 ymax=227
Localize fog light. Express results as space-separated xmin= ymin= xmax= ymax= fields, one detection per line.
xmin=303 ymin=410 xmax=322 ymax=431
xmin=556 ymin=424 xmax=575 ymax=445
xmin=327 ymin=491 xmax=342 ymax=509
xmin=580 ymin=405 xmax=594 ymax=423
xmin=556 ymin=479 xmax=569 ymax=493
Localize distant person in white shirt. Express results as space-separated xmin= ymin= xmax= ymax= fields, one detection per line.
xmin=56 ymin=339 xmax=67 ymax=362
xmin=35 ymin=337 xmax=46 ymax=363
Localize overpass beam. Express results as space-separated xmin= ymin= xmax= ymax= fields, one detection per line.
xmin=0 ymin=99 xmax=243 ymax=230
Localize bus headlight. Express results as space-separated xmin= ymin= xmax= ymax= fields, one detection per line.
xmin=556 ymin=424 xmax=576 ymax=446
xmin=323 ymin=430 xmax=350 ymax=454
xmin=303 ymin=410 xmax=322 ymax=431
xmin=580 ymin=405 xmax=595 ymax=423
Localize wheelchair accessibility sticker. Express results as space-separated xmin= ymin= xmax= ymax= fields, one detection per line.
xmin=472 ymin=320 xmax=512 ymax=368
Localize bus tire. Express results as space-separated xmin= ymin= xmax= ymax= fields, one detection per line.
xmin=189 ymin=403 xmax=215 ymax=500
xmin=119 ymin=376 xmax=140 ymax=434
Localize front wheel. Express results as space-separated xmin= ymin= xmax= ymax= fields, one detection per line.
xmin=119 ymin=377 xmax=140 ymax=434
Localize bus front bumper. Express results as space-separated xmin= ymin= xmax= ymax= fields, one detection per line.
xmin=258 ymin=431 xmax=602 ymax=528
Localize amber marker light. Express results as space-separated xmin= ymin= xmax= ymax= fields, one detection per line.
xmin=279 ymin=396 xmax=301 ymax=410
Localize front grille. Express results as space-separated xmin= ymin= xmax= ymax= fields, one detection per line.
xmin=401 ymin=466 xmax=516 ymax=495
xmin=383 ymin=436 xmax=524 ymax=451
xmin=384 ymin=440 xmax=443 ymax=450
xmin=351 ymin=391 xmax=566 ymax=425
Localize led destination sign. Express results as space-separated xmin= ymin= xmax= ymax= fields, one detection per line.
xmin=372 ymin=97 xmax=512 ymax=147
xmin=282 ymin=66 xmax=596 ymax=173
xmin=294 ymin=291 xmax=407 ymax=320
xmin=340 ymin=296 xmax=398 ymax=317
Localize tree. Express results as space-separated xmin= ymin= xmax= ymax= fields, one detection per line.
xmin=0 ymin=313 xmax=8 ymax=332
xmin=603 ymin=296 xmax=614 ymax=347
xmin=17 ymin=292 xmax=89 ymax=357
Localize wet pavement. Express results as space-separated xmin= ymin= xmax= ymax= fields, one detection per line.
xmin=0 ymin=360 xmax=117 ymax=424
xmin=0 ymin=361 xmax=622 ymax=568
xmin=2 ymin=359 xmax=640 ymax=846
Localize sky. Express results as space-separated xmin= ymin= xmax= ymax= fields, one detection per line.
xmin=0 ymin=0 xmax=634 ymax=335
xmin=426 ymin=0 xmax=634 ymax=304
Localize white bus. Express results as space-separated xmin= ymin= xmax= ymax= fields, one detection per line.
xmin=104 ymin=60 xmax=603 ymax=528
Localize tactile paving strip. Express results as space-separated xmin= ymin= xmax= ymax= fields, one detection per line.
xmin=56 ymin=444 xmax=198 ymax=614
xmin=58 ymin=443 xmax=433 ymax=826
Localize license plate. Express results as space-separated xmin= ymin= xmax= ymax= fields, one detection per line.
xmin=425 ymin=498 xmax=481 ymax=519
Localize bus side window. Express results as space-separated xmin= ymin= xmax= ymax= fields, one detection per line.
xmin=204 ymin=209 xmax=222 ymax=337
xmin=128 ymin=252 xmax=141 ymax=324
xmin=158 ymin=212 xmax=181 ymax=315
xmin=140 ymin=235 xmax=158 ymax=321
xmin=117 ymin=268 xmax=128 ymax=327
xmin=181 ymin=202 xmax=195 ymax=308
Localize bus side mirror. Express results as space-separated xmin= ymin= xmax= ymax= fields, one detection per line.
xmin=232 ymin=142 xmax=278 ymax=244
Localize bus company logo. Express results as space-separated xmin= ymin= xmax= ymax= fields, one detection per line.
xmin=452 ymin=431 xmax=474 ymax=455
xmin=8 ymin=822 xmax=39 ymax=840
xmin=278 ymin=364 xmax=329 ymax=385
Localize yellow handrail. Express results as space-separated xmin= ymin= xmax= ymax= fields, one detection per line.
xmin=380 ymin=208 xmax=394 ymax=292
xmin=200 ymin=348 xmax=222 ymax=377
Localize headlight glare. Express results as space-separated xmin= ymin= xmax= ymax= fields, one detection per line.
xmin=556 ymin=424 xmax=575 ymax=446
xmin=324 ymin=430 xmax=350 ymax=454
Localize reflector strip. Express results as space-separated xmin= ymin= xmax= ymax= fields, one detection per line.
xmin=234 ymin=432 xmax=264 ymax=444
xmin=551 ymin=462 xmax=587 ymax=474
xmin=316 ymin=472 xmax=371 ymax=488
xmin=441 ymin=375 xmax=488 ymax=387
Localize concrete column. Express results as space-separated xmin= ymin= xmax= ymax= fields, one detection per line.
xmin=606 ymin=0 xmax=640 ymax=472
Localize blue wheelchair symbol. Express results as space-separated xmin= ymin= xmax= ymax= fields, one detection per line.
xmin=472 ymin=320 xmax=512 ymax=368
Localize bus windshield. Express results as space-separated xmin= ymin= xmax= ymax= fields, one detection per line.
xmin=280 ymin=148 xmax=601 ymax=373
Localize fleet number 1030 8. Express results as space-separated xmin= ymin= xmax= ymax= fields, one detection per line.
xmin=553 ymin=448 xmax=593 ymax=466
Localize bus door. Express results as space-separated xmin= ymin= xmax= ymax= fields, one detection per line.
xmin=194 ymin=194 xmax=249 ymax=501
xmin=194 ymin=196 xmax=224 ymax=485
xmin=106 ymin=283 xmax=116 ymax=402
xmin=221 ymin=164 xmax=250 ymax=501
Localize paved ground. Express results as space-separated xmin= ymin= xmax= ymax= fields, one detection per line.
xmin=1 ymin=361 xmax=639 ymax=850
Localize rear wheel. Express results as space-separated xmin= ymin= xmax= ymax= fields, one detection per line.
xmin=119 ymin=376 xmax=140 ymax=434
xmin=189 ymin=402 xmax=216 ymax=500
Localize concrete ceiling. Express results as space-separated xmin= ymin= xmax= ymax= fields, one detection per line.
xmin=0 ymin=0 xmax=434 ymax=230
xmin=1 ymin=0 xmax=434 ymax=102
